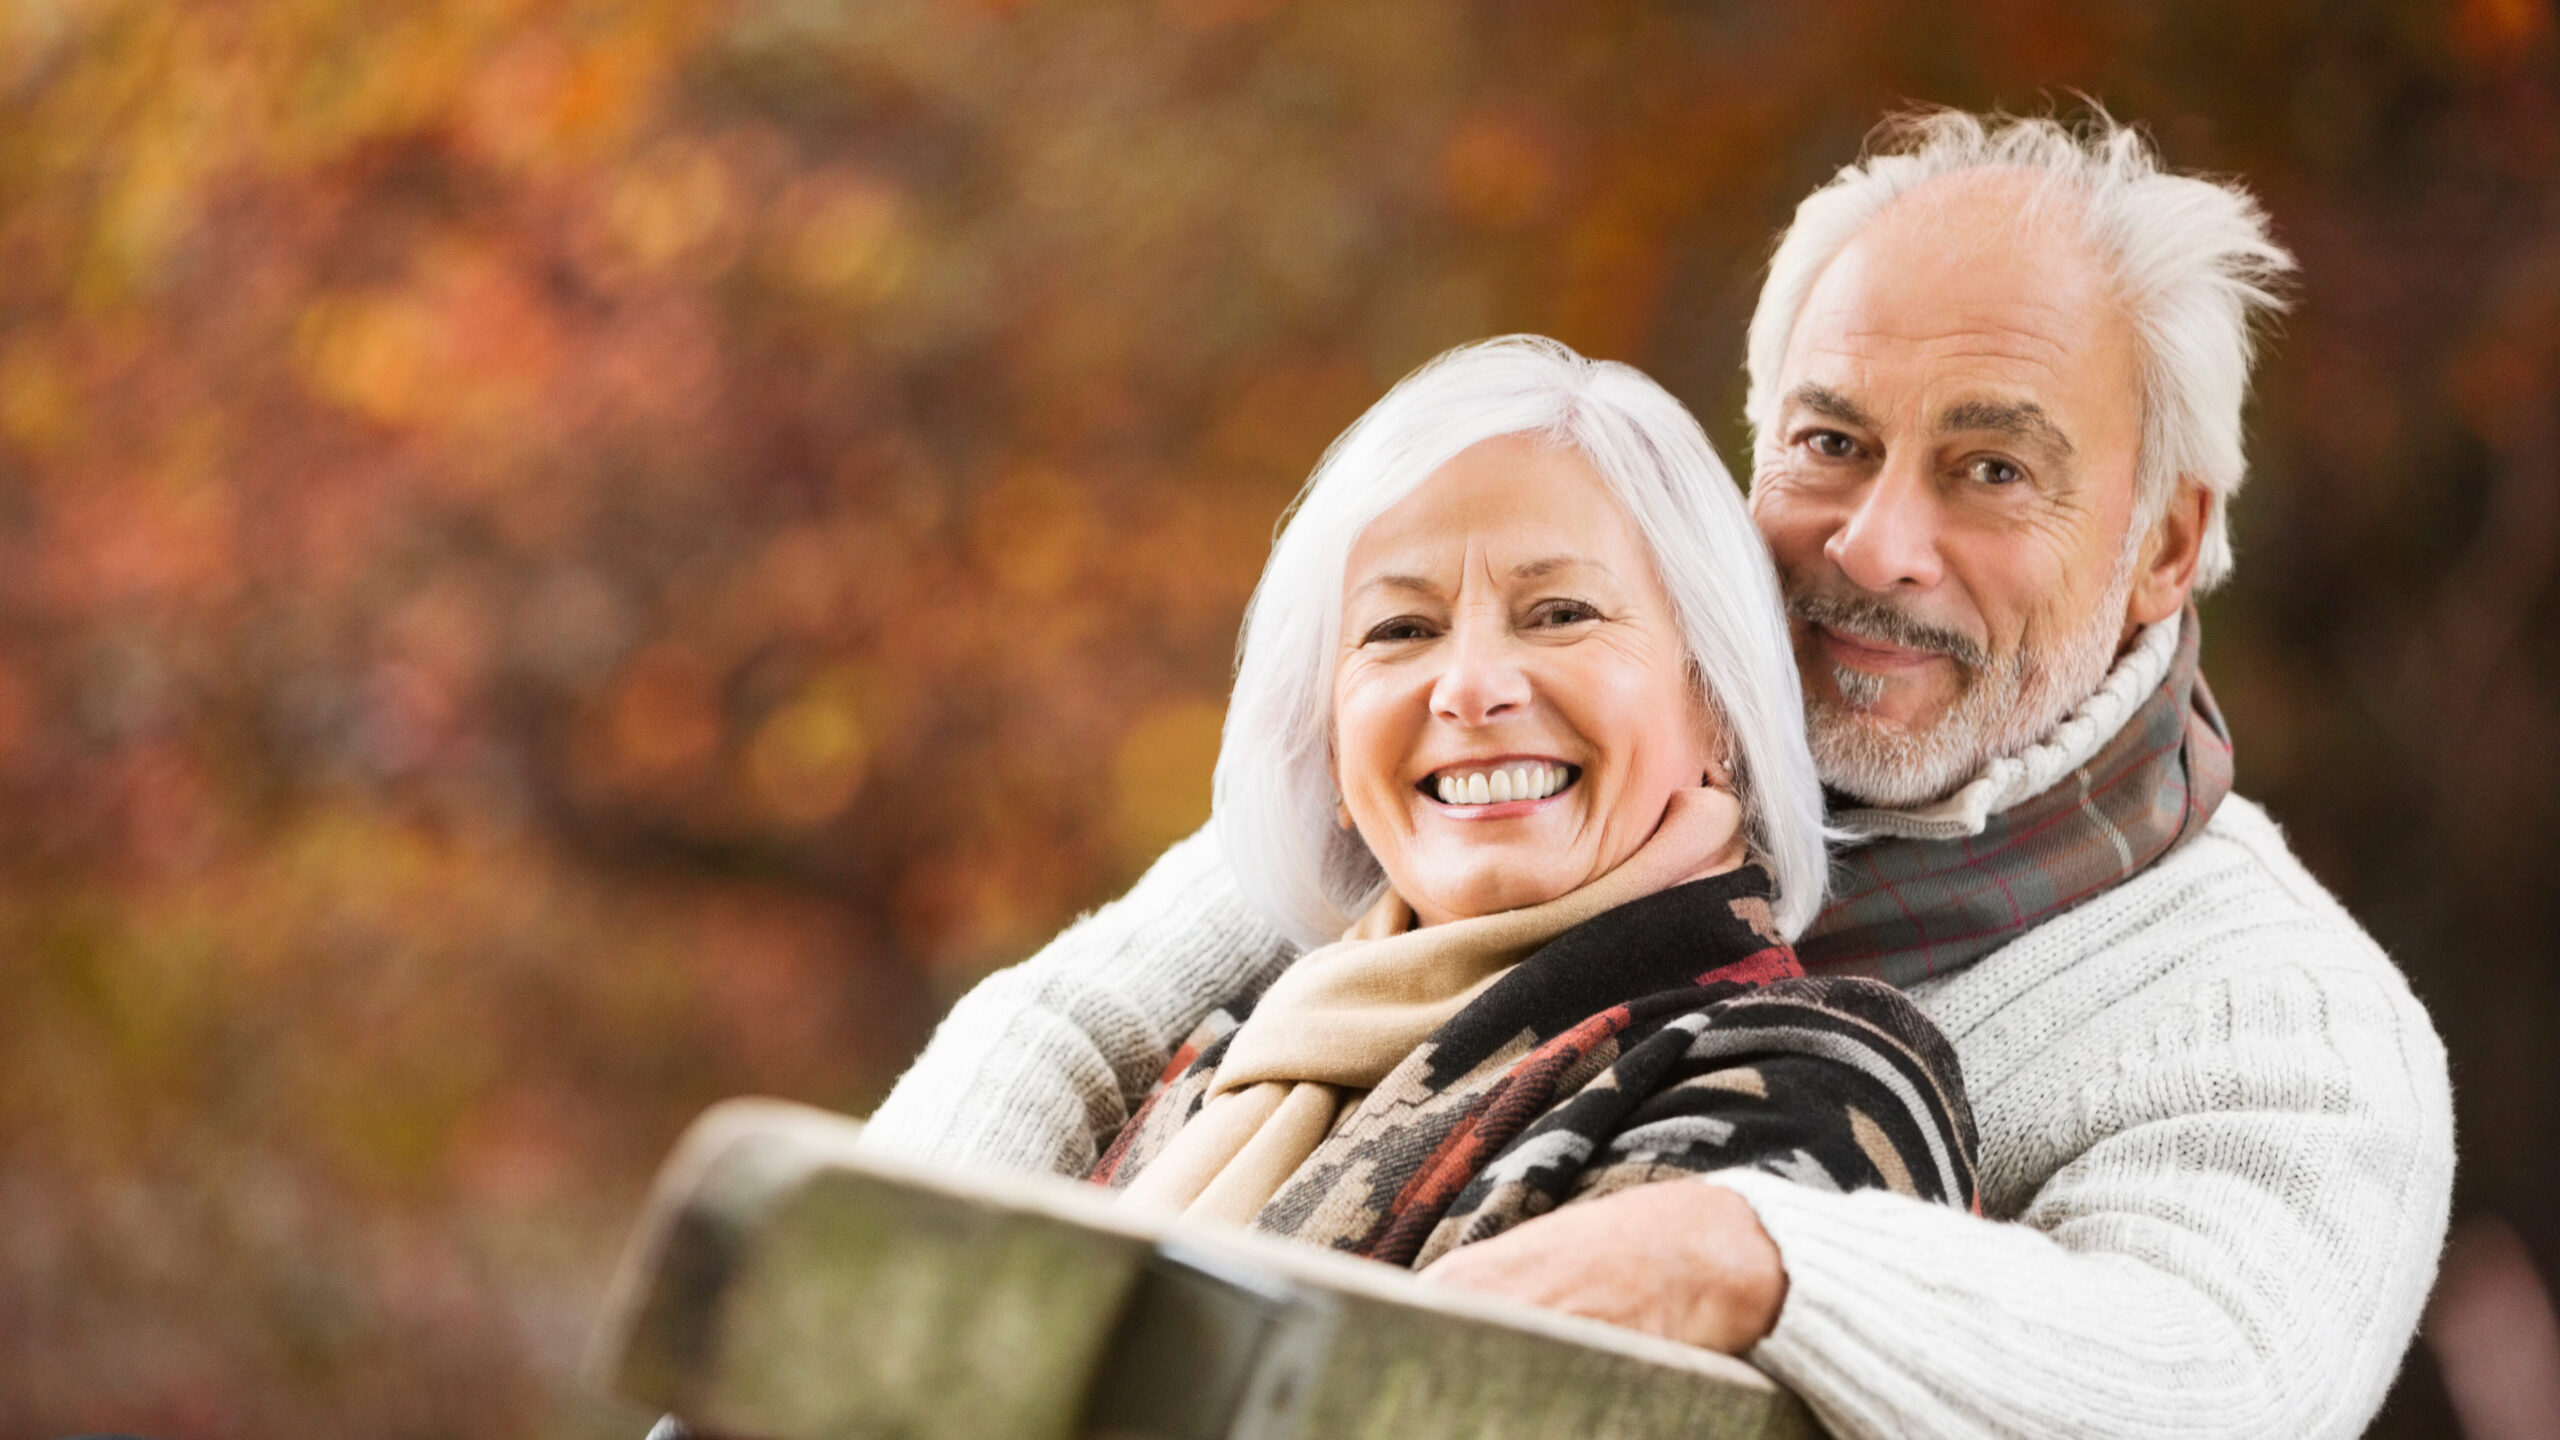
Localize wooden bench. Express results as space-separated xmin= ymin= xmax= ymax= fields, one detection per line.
xmin=588 ymin=1099 xmax=1817 ymax=1440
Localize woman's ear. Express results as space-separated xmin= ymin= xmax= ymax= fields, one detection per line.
xmin=1689 ymin=680 xmax=1734 ymax=791
xmin=1336 ymin=798 xmax=1354 ymax=831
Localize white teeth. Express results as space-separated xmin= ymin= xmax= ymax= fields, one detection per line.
xmin=1432 ymin=764 xmax=1576 ymax=805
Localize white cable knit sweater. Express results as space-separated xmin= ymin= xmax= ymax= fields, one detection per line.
xmin=861 ymin=689 xmax=2454 ymax=1439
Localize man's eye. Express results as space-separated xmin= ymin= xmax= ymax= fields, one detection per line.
xmin=1967 ymin=456 xmax=2027 ymax=486
xmin=1362 ymin=617 xmax=1435 ymax=644
xmin=1804 ymin=430 xmax=1859 ymax=460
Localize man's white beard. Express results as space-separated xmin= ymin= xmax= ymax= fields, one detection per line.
xmin=1796 ymin=554 xmax=2138 ymax=810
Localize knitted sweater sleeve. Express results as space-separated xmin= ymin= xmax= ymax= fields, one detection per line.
xmin=857 ymin=824 xmax=1299 ymax=1176
xmin=1708 ymin=828 xmax=2455 ymax=1439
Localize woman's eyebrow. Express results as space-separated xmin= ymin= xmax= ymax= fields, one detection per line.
xmin=1510 ymin=555 xmax=1612 ymax=581
xmin=1350 ymin=557 xmax=1612 ymax=596
xmin=1351 ymin=573 xmax=1442 ymax=598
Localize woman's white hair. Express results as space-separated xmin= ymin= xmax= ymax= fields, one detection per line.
xmin=1213 ymin=335 xmax=1830 ymax=949
xmin=1743 ymin=107 xmax=2297 ymax=588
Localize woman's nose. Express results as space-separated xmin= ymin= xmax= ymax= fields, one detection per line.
xmin=1428 ymin=619 xmax=1531 ymax=725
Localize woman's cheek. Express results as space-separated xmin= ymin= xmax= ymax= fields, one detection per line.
xmin=1552 ymin=650 xmax=1647 ymax=763
xmin=1565 ymin=642 xmax=1703 ymax=813
xmin=1332 ymin=664 xmax=1416 ymax=820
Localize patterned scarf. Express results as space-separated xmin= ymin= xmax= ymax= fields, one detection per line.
xmin=1093 ymin=863 xmax=1977 ymax=1268
xmin=1114 ymin=787 xmax=1748 ymax=1226
xmin=1797 ymin=607 xmax=2233 ymax=985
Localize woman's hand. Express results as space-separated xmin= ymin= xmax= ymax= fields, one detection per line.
xmin=1415 ymin=1180 xmax=1787 ymax=1354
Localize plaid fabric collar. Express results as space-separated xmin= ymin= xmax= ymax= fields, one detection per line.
xmin=1795 ymin=606 xmax=2234 ymax=985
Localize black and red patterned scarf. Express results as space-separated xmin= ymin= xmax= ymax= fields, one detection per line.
xmin=1093 ymin=865 xmax=1978 ymax=1269
xmin=1798 ymin=607 xmax=2233 ymax=985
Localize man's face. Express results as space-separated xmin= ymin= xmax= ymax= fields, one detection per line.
xmin=1749 ymin=171 xmax=2155 ymax=808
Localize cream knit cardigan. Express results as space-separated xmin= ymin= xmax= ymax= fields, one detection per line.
xmin=860 ymin=670 xmax=2455 ymax=1439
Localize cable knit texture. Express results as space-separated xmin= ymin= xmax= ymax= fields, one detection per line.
xmin=856 ymin=825 xmax=1299 ymax=1175
xmin=862 ymin=769 xmax=2454 ymax=1440
xmin=1716 ymin=792 xmax=2452 ymax=1439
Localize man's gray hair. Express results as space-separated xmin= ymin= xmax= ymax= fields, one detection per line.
xmin=1743 ymin=108 xmax=2297 ymax=588
xmin=1215 ymin=336 xmax=1831 ymax=947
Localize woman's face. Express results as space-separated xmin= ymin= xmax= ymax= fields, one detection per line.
xmin=1334 ymin=434 xmax=1722 ymax=926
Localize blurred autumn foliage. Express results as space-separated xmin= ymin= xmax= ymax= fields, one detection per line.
xmin=0 ymin=0 xmax=2554 ymax=1436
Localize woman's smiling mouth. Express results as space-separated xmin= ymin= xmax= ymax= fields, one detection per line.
xmin=1419 ymin=760 xmax=1580 ymax=808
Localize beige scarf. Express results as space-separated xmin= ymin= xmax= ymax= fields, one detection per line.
xmin=1117 ymin=786 xmax=1745 ymax=1225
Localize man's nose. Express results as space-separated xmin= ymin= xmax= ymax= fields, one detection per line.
xmin=1825 ymin=451 xmax=1946 ymax=593
xmin=1429 ymin=616 xmax=1531 ymax=726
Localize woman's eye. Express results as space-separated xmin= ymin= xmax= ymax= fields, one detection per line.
xmin=1967 ymin=456 xmax=2027 ymax=487
xmin=1361 ymin=617 xmax=1435 ymax=644
xmin=1532 ymin=600 xmax=1600 ymax=627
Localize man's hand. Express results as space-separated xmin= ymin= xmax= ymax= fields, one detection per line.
xmin=1415 ymin=1180 xmax=1787 ymax=1354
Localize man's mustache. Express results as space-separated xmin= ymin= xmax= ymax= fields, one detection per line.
xmin=1787 ymin=590 xmax=1992 ymax=672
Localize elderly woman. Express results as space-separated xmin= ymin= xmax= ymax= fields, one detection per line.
xmin=1087 ymin=337 xmax=1974 ymax=1268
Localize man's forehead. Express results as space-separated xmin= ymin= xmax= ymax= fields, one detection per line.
xmin=1791 ymin=261 xmax=2097 ymax=377
xmin=1786 ymin=324 xmax=2081 ymax=399
xmin=1778 ymin=184 xmax=2138 ymax=433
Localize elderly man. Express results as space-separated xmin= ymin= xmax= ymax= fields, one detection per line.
xmin=859 ymin=111 xmax=2453 ymax=1439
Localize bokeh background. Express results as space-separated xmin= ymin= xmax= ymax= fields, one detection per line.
xmin=2 ymin=0 xmax=2555 ymax=1435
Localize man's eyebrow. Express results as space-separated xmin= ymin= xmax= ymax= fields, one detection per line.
xmin=1785 ymin=383 xmax=1879 ymax=430
xmin=1938 ymin=398 xmax=2076 ymax=457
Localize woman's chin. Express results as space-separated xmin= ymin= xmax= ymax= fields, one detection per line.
xmin=1402 ymin=860 xmax=1585 ymax=925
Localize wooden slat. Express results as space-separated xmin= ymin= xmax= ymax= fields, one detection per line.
xmin=1111 ymin=1226 xmax=1816 ymax=1440
xmin=590 ymin=1099 xmax=1162 ymax=1440
xmin=589 ymin=1099 xmax=1817 ymax=1440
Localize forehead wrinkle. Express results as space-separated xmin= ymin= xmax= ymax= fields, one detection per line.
xmin=1816 ymin=320 xmax=2081 ymax=378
